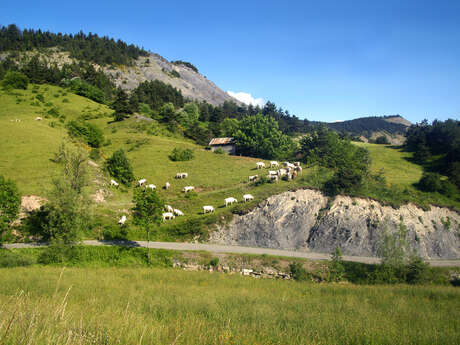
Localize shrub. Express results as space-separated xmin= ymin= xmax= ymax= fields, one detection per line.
xmin=1 ymin=71 xmax=28 ymax=89
xmin=105 ymin=149 xmax=134 ymax=185
xmin=102 ymin=224 xmax=129 ymax=241
xmin=289 ymin=262 xmax=308 ymax=281
xmin=209 ymin=257 xmax=219 ymax=267
xmin=66 ymin=120 xmax=105 ymax=148
xmin=375 ymin=135 xmax=390 ymax=145
xmin=417 ymin=172 xmax=442 ymax=192
xmin=0 ymin=249 xmax=34 ymax=267
xmin=0 ymin=175 xmax=21 ymax=243
xmin=169 ymin=147 xmax=194 ymax=161
xmin=89 ymin=148 xmax=101 ymax=161
xmin=214 ymin=147 xmax=226 ymax=155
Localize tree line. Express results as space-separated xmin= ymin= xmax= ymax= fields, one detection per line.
xmin=0 ymin=24 xmax=148 ymax=66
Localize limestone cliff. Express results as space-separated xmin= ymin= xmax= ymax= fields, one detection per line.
xmin=210 ymin=189 xmax=460 ymax=259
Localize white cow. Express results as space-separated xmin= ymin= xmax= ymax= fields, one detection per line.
xmin=225 ymin=197 xmax=237 ymax=207
xmin=165 ymin=182 xmax=170 ymax=190
xmin=183 ymin=186 xmax=195 ymax=193
xmin=277 ymin=168 xmax=288 ymax=176
xmin=268 ymin=170 xmax=278 ymax=176
xmin=295 ymin=166 xmax=303 ymax=174
xmin=162 ymin=212 xmax=175 ymax=221
xmin=203 ymin=205 xmax=214 ymax=213
xmin=256 ymin=162 xmax=266 ymax=169
xmin=270 ymin=161 xmax=279 ymax=168
xmin=110 ymin=179 xmax=119 ymax=188
xmin=173 ymin=209 xmax=184 ymax=216
xmin=118 ymin=215 xmax=127 ymax=225
xmin=147 ymin=184 xmax=156 ymax=190
xmin=35 ymin=116 xmax=42 ymax=121
xmin=165 ymin=205 xmax=173 ymax=213
xmin=287 ymin=163 xmax=295 ymax=169
xmin=138 ymin=178 xmax=147 ymax=187
xmin=243 ymin=194 xmax=254 ymax=202
xmin=175 ymin=172 xmax=188 ymax=179
xmin=282 ymin=161 xmax=290 ymax=167
xmin=294 ymin=162 xmax=301 ymax=167
xmin=248 ymin=175 xmax=258 ymax=182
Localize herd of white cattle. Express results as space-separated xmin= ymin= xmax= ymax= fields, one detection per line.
xmin=116 ymin=160 xmax=301 ymax=225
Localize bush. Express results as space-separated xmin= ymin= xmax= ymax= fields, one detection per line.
xmin=417 ymin=172 xmax=442 ymax=192
xmin=105 ymin=149 xmax=134 ymax=185
xmin=102 ymin=224 xmax=129 ymax=241
xmin=213 ymin=147 xmax=226 ymax=155
xmin=89 ymin=148 xmax=101 ymax=161
xmin=1 ymin=71 xmax=29 ymax=89
xmin=66 ymin=120 xmax=105 ymax=148
xmin=66 ymin=78 xmax=105 ymax=103
xmin=375 ymin=135 xmax=390 ymax=145
xmin=209 ymin=258 xmax=219 ymax=267
xmin=0 ymin=249 xmax=35 ymax=267
xmin=0 ymin=175 xmax=21 ymax=242
xmin=169 ymin=147 xmax=194 ymax=161
xmin=289 ymin=262 xmax=308 ymax=281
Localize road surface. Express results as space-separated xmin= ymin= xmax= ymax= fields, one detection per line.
xmin=4 ymin=240 xmax=460 ymax=267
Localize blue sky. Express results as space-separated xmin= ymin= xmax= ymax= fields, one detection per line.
xmin=2 ymin=0 xmax=460 ymax=123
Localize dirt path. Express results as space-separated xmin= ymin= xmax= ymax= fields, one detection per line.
xmin=4 ymin=241 xmax=460 ymax=267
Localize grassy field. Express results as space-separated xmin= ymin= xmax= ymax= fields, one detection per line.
xmin=353 ymin=142 xmax=423 ymax=186
xmin=1 ymin=83 xmax=458 ymax=241
xmin=0 ymin=266 xmax=459 ymax=345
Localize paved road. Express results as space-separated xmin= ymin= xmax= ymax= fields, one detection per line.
xmin=4 ymin=240 xmax=460 ymax=267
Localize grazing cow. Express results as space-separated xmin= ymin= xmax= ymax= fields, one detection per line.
xmin=248 ymin=175 xmax=258 ymax=182
xmin=270 ymin=161 xmax=279 ymax=168
xmin=183 ymin=186 xmax=195 ymax=193
xmin=162 ymin=212 xmax=175 ymax=221
xmin=294 ymin=162 xmax=301 ymax=167
xmin=282 ymin=161 xmax=290 ymax=167
xmin=203 ymin=205 xmax=214 ymax=213
xmin=277 ymin=168 xmax=288 ymax=176
xmin=165 ymin=182 xmax=170 ymax=190
xmin=243 ymin=194 xmax=254 ymax=202
xmin=175 ymin=172 xmax=188 ymax=179
xmin=35 ymin=116 xmax=42 ymax=121
xmin=269 ymin=175 xmax=279 ymax=182
xmin=287 ymin=163 xmax=295 ymax=169
xmin=118 ymin=215 xmax=127 ymax=225
xmin=165 ymin=205 xmax=174 ymax=213
xmin=138 ymin=178 xmax=147 ymax=187
xmin=147 ymin=184 xmax=156 ymax=190
xmin=256 ymin=162 xmax=266 ymax=169
xmin=173 ymin=209 xmax=184 ymax=216
xmin=268 ymin=170 xmax=277 ymax=176
xmin=225 ymin=197 xmax=237 ymax=207
xmin=295 ymin=166 xmax=303 ymax=174
xmin=110 ymin=179 xmax=119 ymax=188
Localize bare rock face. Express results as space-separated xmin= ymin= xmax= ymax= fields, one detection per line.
xmin=104 ymin=54 xmax=241 ymax=106
xmin=210 ymin=189 xmax=460 ymax=259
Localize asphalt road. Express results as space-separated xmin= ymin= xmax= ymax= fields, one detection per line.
xmin=4 ymin=240 xmax=460 ymax=267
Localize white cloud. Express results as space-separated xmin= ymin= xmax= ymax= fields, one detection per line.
xmin=227 ymin=91 xmax=265 ymax=107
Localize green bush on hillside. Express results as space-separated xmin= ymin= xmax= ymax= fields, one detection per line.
xmin=0 ymin=175 xmax=21 ymax=243
xmin=105 ymin=149 xmax=134 ymax=185
xmin=169 ymin=147 xmax=194 ymax=161
xmin=66 ymin=120 xmax=105 ymax=148
xmin=1 ymin=70 xmax=28 ymax=89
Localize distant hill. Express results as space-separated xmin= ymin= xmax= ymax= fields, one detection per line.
xmin=324 ymin=115 xmax=411 ymax=144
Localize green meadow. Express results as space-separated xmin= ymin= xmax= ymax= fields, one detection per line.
xmin=0 ymin=266 xmax=459 ymax=345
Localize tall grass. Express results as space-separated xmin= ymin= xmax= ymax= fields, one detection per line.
xmin=0 ymin=267 xmax=459 ymax=344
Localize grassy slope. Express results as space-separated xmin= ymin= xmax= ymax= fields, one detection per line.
xmin=353 ymin=142 xmax=423 ymax=186
xmin=0 ymin=266 xmax=459 ymax=345
xmin=1 ymin=84 xmax=457 ymax=240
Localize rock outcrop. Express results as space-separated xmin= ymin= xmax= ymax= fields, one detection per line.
xmin=104 ymin=54 xmax=241 ymax=106
xmin=210 ymin=189 xmax=460 ymax=259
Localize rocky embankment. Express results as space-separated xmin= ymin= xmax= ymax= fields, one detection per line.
xmin=210 ymin=189 xmax=460 ymax=259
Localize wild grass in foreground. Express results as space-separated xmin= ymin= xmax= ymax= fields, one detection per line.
xmin=0 ymin=267 xmax=459 ymax=345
